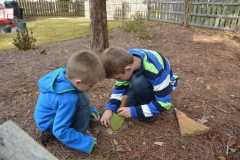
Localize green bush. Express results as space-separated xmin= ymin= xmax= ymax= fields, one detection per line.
xmin=12 ymin=28 xmax=36 ymax=51
xmin=120 ymin=13 xmax=152 ymax=39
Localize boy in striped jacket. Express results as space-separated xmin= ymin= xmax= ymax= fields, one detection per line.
xmin=100 ymin=47 xmax=178 ymax=127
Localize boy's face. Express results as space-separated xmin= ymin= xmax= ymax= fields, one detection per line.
xmin=111 ymin=66 xmax=133 ymax=81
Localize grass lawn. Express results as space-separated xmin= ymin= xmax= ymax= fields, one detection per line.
xmin=0 ymin=17 xmax=121 ymax=51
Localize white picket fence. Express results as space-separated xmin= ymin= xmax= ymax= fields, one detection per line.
xmin=97 ymin=0 xmax=239 ymax=32
xmin=19 ymin=0 xmax=240 ymax=32
xmin=104 ymin=0 xmax=185 ymax=23
xmin=189 ymin=0 xmax=240 ymax=31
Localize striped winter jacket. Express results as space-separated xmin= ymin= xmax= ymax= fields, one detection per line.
xmin=105 ymin=48 xmax=178 ymax=118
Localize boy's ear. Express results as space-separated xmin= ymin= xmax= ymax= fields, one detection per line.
xmin=125 ymin=65 xmax=131 ymax=71
xmin=75 ymin=79 xmax=82 ymax=86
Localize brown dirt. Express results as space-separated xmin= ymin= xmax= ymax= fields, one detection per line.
xmin=0 ymin=19 xmax=240 ymax=160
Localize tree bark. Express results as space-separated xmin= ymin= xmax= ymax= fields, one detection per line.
xmin=90 ymin=0 xmax=109 ymax=52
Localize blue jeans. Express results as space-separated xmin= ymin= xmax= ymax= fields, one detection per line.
xmin=46 ymin=91 xmax=90 ymax=135
xmin=125 ymin=74 xmax=155 ymax=107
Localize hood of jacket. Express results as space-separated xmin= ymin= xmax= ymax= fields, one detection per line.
xmin=38 ymin=67 xmax=77 ymax=94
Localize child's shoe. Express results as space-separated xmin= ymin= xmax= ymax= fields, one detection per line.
xmin=40 ymin=131 xmax=54 ymax=144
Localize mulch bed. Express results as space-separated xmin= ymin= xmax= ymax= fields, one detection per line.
xmin=0 ymin=19 xmax=240 ymax=159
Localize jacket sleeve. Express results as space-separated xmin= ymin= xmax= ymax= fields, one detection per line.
xmin=130 ymin=69 xmax=178 ymax=118
xmin=105 ymin=80 xmax=130 ymax=113
xmin=52 ymin=94 xmax=95 ymax=154
xmin=90 ymin=106 xmax=100 ymax=121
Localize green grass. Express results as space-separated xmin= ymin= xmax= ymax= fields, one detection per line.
xmin=0 ymin=17 xmax=121 ymax=51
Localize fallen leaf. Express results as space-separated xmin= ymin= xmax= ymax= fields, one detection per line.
xmin=218 ymin=156 xmax=226 ymax=160
xmin=227 ymin=138 xmax=236 ymax=147
xmin=229 ymin=148 xmax=236 ymax=152
xmin=197 ymin=118 xmax=208 ymax=124
xmin=216 ymin=149 xmax=222 ymax=153
xmin=0 ymin=102 xmax=4 ymax=107
xmin=154 ymin=142 xmax=164 ymax=146
xmin=160 ymin=151 xmax=166 ymax=158
xmin=133 ymin=149 xmax=139 ymax=156
xmin=230 ymin=78 xmax=236 ymax=83
xmin=126 ymin=146 xmax=132 ymax=151
xmin=206 ymin=85 xmax=211 ymax=90
xmin=197 ymin=115 xmax=209 ymax=124
xmin=113 ymin=139 xmax=119 ymax=146
xmin=116 ymin=147 xmax=124 ymax=151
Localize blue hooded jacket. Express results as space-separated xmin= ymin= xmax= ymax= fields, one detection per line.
xmin=34 ymin=67 xmax=98 ymax=154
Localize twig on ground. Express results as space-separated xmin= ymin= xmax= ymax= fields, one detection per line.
xmin=169 ymin=153 xmax=176 ymax=160
xmin=194 ymin=140 xmax=196 ymax=160
xmin=210 ymin=105 xmax=228 ymax=113
xmin=181 ymin=81 xmax=193 ymax=92
xmin=226 ymin=145 xmax=229 ymax=156
xmin=23 ymin=73 xmax=32 ymax=78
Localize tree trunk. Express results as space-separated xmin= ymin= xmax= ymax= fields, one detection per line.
xmin=90 ymin=0 xmax=109 ymax=52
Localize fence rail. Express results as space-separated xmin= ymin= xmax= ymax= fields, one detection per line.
xmin=18 ymin=0 xmax=240 ymax=32
xmin=189 ymin=0 xmax=240 ymax=32
xmin=19 ymin=0 xmax=85 ymax=17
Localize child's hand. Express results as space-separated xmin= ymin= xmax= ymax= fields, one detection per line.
xmin=90 ymin=112 xmax=100 ymax=121
xmin=117 ymin=107 xmax=131 ymax=118
xmin=100 ymin=110 xmax=112 ymax=127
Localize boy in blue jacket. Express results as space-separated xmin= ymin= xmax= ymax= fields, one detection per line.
xmin=34 ymin=50 xmax=105 ymax=154
xmin=100 ymin=47 xmax=178 ymax=127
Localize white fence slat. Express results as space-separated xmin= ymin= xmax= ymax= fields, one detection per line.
xmin=191 ymin=0 xmax=198 ymax=23
xmin=225 ymin=5 xmax=234 ymax=28
xmin=209 ymin=1 xmax=216 ymax=26
xmin=231 ymin=0 xmax=240 ymax=29
xmin=201 ymin=0 xmax=207 ymax=24
xmin=204 ymin=1 xmax=212 ymax=25
xmin=214 ymin=0 xmax=222 ymax=27
xmin=219 ymin=5 xmax=228 ymax=27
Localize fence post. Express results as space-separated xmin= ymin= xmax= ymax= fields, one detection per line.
xmin=122 ymin=0 xmax=125 ymax=20
xmin=75 ymin=0 xmax=79 ymax=16
xmin=146 ymin=0 xmax=150 ymax=21
xmin=183 ymin=0 xmax=189 ymax=26
xmin=236 ymin=16 xmax=240 ymax=34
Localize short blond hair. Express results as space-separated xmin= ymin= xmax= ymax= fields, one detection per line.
xmin=66 ymin=50 xmax=105 ymax=84
xmin=100 ymin=47 xmax=133 ymax=78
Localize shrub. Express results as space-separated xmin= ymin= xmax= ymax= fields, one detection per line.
xmin=12 ymin=28 xmax=36 ymax=51
xmin=120 ymin=13 xmax=152 ymax=39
